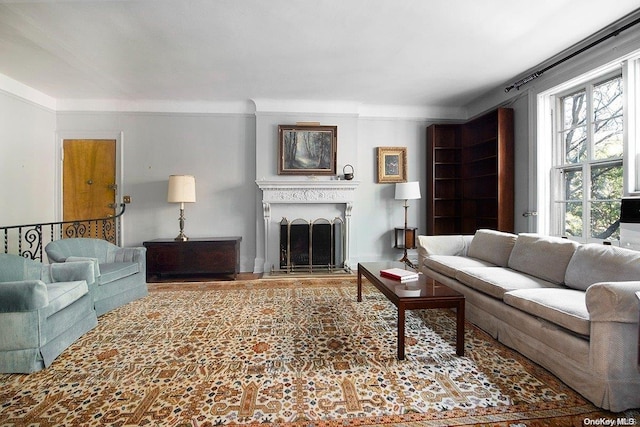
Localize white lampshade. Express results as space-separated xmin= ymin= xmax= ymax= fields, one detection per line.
xmin=395 ymin=181 xmax=421 ymax=200
xmin=167 ymin=175 xmax=196 ymax=203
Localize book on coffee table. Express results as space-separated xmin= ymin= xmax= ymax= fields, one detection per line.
xmin=380 ymin=268 xmax=419 ymax=282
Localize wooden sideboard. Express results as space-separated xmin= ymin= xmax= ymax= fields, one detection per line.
xmin=143 ymin=237 xmax=241 ymax=282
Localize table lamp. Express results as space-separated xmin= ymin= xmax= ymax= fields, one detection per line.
xmin=167 ymin=175 xmax=196 ymax=241
xmin=395 ymin=181 xmax=421 ymax=267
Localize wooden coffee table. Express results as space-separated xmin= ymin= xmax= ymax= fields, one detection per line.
xmin=357 ymin=261 xmax=465 ymax=360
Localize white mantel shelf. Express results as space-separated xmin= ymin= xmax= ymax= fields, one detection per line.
xmin=256 ymin=180 xmax=360 ymax=203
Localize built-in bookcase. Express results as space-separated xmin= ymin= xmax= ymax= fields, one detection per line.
xmin=426 ymin=108 xmax=514 ymax=235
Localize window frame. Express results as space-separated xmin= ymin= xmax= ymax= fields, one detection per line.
xmin=551 ymin=71 xmax=624 ymax=241
xmin=537 ymin=51 xmax=640 ymax=243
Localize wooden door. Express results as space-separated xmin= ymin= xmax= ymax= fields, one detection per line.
xmin=63 ymin=139 xmax=117 ymax=239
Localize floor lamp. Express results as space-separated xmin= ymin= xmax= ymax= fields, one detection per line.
xmin=395 ymin=181 xmax=421 ymax=268
xmin=167 ymin=175 xmax=196 ymax=241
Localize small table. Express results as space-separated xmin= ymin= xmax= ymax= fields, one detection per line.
xmin=394 ymin=227 xmax=418 ymax=250
xmin=357 ymin=261 xmax=465 ymax=360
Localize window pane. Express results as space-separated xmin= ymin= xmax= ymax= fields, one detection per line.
xmin=562 ymin=90 xmax=586 ymax=130
xmin=594 ymin=116 xmax=623 ymax=159
xmin=563 ymin=201 xmax=583 ymax=237
xmin=591 ymin=164 xmax=622 ymax=200
xmin=563 ymin=168 xmax=583 ymax=200
xmin=563 ymin=126 xmax=587 ymax=163
xmin=590 ymin=200 xmax=621 ymax=240
xmin=593 ymin=76 xmax=622 ymax=122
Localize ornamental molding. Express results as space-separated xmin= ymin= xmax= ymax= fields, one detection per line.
xmin=256 ymin=180 xmax=359 ymax=204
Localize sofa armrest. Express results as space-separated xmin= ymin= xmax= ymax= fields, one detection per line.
xmin=0 ymin=280 xmax=48 ymax=312
xmin=417 ymin=235 xmax=471 ymax=264
xmin=586 ymin=281 xmax=640 ymax=323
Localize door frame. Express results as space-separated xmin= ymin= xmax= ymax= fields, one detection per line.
xmin=55 ymin=131 xmax=125 ymax=238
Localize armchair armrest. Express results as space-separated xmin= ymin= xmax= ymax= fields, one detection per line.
xmin=63 ymin=257 xmax=100 ymax=281
xmin=0 ymin=281 xmax=48 ymax=312
xmin=48 ymin=260 xmax=96 ymax=286
xmin=586 ymin=281 xmax=640 ymax=323
xmin=114 ymin=247 xmax=146 ymax=274
xmin=114 ymin=246 xmax=145 ymax=263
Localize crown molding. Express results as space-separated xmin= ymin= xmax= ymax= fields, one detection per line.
xmin=0 ymin=73 xmax=57 ymax=111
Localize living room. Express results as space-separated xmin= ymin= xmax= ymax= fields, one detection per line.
xmin=1 ymin=1 xmax=639 ymax=273
xmin=2 ymin=1 xmax=640 ymax=424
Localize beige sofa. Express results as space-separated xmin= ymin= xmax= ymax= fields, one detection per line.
xmin=417 ymin=229 xmax=640 ymax=412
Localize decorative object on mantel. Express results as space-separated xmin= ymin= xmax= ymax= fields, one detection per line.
xmin=343 ymin=164 xmax=354 ymax=180
xmin=278 ymin=125 xmax=337 ymax=176
xmin=167 ymin=175 xmax=196 ymax=241
xmin=395 ymin=181 xmax=421 ymax=268
xmin=377 ymin=146 xmax=407 ymax=183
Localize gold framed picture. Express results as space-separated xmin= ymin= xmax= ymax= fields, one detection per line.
xmin=278 ymin=125 xmax=337 ymax=175
xmin=376 ymin=147 xmax=407 ymax=183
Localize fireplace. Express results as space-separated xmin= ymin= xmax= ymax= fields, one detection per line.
xmin=256 ymin=180 xmax=359 ymax=274
xmin=280 ymin=217 xmax=344 ymax=272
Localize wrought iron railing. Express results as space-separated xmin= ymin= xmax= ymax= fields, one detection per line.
xmin=1 ymin=204 xmax=126 ymax=261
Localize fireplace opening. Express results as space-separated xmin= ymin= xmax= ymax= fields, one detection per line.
xmin=279 ymin=217 xmax=344 ymax=272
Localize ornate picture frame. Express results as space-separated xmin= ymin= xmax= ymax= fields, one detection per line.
xmin=376 ymin=146 xmax=407 ymax=183
xmin=278 ymin=125 xmax=337 ymax=175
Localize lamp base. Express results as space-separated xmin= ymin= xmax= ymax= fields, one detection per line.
xmin=399 ymin=252 xmax=416 ymax=270
xmin=175 ymin=207 xmax=188 ymax=241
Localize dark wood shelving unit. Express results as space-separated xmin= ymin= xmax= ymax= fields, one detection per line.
xmin=426 ymin=108 xmax=514 ymax=235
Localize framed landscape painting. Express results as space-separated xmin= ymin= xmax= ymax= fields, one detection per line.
xmin=278 ymin=125 xmax=337 ymax=175
xmin=377 ymin=146 xmax=407 ymax=183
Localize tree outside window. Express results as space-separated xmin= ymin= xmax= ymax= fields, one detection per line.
xmin=556 ymin=74 xmax=623 ymax=240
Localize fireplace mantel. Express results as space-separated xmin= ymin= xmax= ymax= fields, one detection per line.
xmin=256 ymin=180 xmax=359 ymax=203
xmin=255 ymin=180 xmax=359 ymax=273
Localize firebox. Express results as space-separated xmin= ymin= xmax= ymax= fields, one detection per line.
xmin=279 ymin=217 xmax=344 ymax=272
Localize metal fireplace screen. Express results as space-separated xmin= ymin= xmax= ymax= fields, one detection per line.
xmin=279 ymin=217 xmax=344 ymax=272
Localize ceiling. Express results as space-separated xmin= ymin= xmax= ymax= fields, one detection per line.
xmin=0 ymin=0 xmax=639 ymax=111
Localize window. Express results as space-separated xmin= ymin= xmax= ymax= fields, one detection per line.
xmin=553 ymin=74 xmax=624 ymax=240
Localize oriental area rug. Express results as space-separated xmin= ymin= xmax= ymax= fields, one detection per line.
xmin=0 ymin=277 xmax=636 ymax=426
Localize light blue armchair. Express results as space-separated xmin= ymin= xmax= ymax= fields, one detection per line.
xmin=45 ymin=238 xmax=148 ymax=316
xmin=0 ymin=254 xmax=98 ymax=373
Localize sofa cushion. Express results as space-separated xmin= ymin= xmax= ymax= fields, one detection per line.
xmin=467 ymin=229 xmax=517 ymax=267
xmin=504 ymin=289 xmax=590 ymax=336
xmin=455 ymin=267 xmax=564 ymax=300
xmin=508 ymin=234 xmax=578 ymax=285
xmin=98 ymin=262 xmax=139 ymax=285
xmin=423 ymin=255 xmax=495 ymax=278
xmin=44 ymin=280 xmax=89 ymax=318
xmin=565 ymin=244 xmax=640 ymax=291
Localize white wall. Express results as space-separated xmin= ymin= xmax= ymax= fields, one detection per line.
xmin=55 ymin=111 xmax=257 ymax=271
xmin=2 ymin=97 xmax=439 ymax=272
xmin=0 ymin=91 xmax=56 ymax=226
xmin=252 ymin=104 xmax=433 ymax=270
